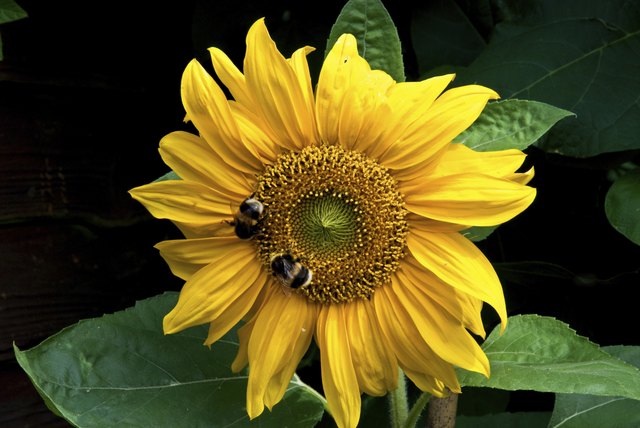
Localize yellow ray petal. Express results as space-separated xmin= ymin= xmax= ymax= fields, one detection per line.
xmin=287 ymin=46 xmax=319 ymax=143
xmin=159 ymin=131 xmax=253 ymax=199
xmin=204 ymin=269 xmax=268 ymax=346
xmin=401 ymin=256 xmax=486 ymax=338
xmin=373 ymin=284 xmax=461 ymax=391
xmin=507 ymin=166 xmax=535 ymax=185
xmin=429 ymin=144 xmax=527 ymax=179
xmin=406 ymin=212 xmax=467 ymax=233
xmin=246 ymin=289 xmax=317 ymax=419
xmin=181 ymin=59 xmax=263 ymax=174
xmin=155 ymin=236 xmax=246 ymax=281
xmin=367 ymin=74 xmax=455 ymax=159
xmin=229 ymin=102 xmax=280 ymax=164
xmin=172 ymin=219 xmax=235 ymax=240
xmin=380 ymin=85 xmax=499 ymax=170
xmin=244 ymin=19 xmax=318 ymax=150
xmin=344 ymin=299 xmax=397 ymax=396
xmin=163 ymin=243 xmax=261 ymax=333
xmin=316 ymin=33 xmax=370 ymax=146
xmin=338 ymin=70 xmax=395 ymax=153
xmin=405 ymin=173 xmax=536 ymax=227
xmin=407 ymin=229 xmax=507 ymax=331
xmin=129 ymin=180 xmax=233 ymax=228
xmin=317 ymin=305 xmax=361 ymax=428
xmin=401 ymin=367 xmax=448 ymax=397
xmin=209 ymin=47 xmax=254 ymax=108
xmin=231 ymin=316 xmax=256 ymax=373
xmin=393 ymin=269 xmax=490 ymax=376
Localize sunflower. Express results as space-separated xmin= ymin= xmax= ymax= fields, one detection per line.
xmin=130 ymin=18 xmax=535 ymax=428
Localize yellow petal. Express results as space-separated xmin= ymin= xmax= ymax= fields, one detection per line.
xmin=316 ymin=33 xmax=370 ymax=146
xmin=155 ymin=236 xmax=246 ymax=281
xmin=163 ymin=243 xmax=261 ymax=333
xmin=401 ymin=368 xmax=448 ymax=397
xmin=129 ymin=180 xmax=233 ymax=229
xmin=246 ymin=288 xmax=317 ymax=419
xmin=181 ymin=59 xmax=262 ymax=174
xmin=407 ymin=212 xmax=467 ymax=233
xmin=507 ymin=166 xmax=535 ymax=185
xmin=204 ymin=269 xmax=268 ymax=346
xmin=373 ymin=284 xmax=461 ymax=392
xmin=209 ymin=47 xmax=254 ymax=108
xmin=405 ymin=173 xmax=536 ymax=227
xmin=317 ymin=305 xmax=361 ymax=428
xmin=229 ymin=102 xmax=280 ymax=164
xmin=393 ymin=268 xmax=490 ymax=376
xmin=159 ymin=131 xmax=253 ymax=199
xmin=338 ymin=70 xmax=395 ymax=153
xmin=244 ymin=19 xmax=318 ymax=150
xmin=380 ymin=85 xmax=499 ymax=170
xmin=401 ymin=256 xmax=486 ymax=338
xmin=231 ymin=316 xmax=255 ymax=373
xmin=345 ymin=300 xmax=397 ymax=396
xmin=428 ymin=144 xmax=527 ymax=179
xmin=407 ymin=229 xmax=507 ymax=331
xmin=367 ymin=74 xmax=455 ymax=159
xmin=287 ymin=46 xmax=319 ymax=143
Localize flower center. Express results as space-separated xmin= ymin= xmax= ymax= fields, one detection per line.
xmin=254 ymin=145 xmax=407 ymax=304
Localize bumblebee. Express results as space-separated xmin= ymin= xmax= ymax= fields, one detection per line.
xmin=270 ymin=254 xmax=313 ymax=290
xmin=232 ymin=197 xmax=263 ymax=239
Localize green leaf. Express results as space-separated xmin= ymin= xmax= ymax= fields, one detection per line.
xmin=456 ymin=411 xmax=551 ymax=428
xmin=454 ymin=99 xmax=574 ymax=152
xmin=0 ymin=0 xmax=27 ymax=24
xmin=462 ymin=225 xmax=497 ymax=242
xmin=325 ymin=0 xmax=405 ymax=82
xmin=548 ymin=346 xmax=640 ymax=428
xmin=153 ymin=170 xmax=181 ymax=182
xmin=15 ymin=293 xmax=325 ymax=427
xmin=458 ymin=315 xmax=640 ymax=400
xmin=605 ymin=167 xmax=640 ymax=245
xmin=455 ymin=17 xmax=640 ymax=157
xmin=410 ymin=0 xmax=487 ymax=73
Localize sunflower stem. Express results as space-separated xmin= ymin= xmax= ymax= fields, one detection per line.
xmin=388 ymin=368 xmax=409 ymax=428
xmin=425 ymin=391 xmax=458 ymax=428
xmin=403 ymin=392 xmax=430 ymax=428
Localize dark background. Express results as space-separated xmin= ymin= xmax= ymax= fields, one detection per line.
xmin=1 ymin=0 xmax=638 ymax=426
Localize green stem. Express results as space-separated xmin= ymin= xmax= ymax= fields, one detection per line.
xmin=404 ymin=392 xmax=431 ymax=428
xmin=388 ymin=368 xmax=409 ymax=428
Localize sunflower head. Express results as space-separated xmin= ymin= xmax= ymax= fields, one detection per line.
xmin=130 ymin=18 xmax=535 ymax=428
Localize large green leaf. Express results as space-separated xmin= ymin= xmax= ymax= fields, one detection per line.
xmin=548 ymin=346 xmax=640 ymax=428
xmin=458 ymin=315 xmax=640 ymax=400
xmin=454 ymin=99 xmax=573 ymax=152
xmin=605 ymin=167 xmax=640 ymax=246
xmin=15 ymin=293 xmax=325 ymax=428
xmin=455 ymin=17 xmax=640 ymax=157
xmin=325 ymin=0 xmax=405 ymax=82
xmin=410 ymin=0 xmax=487 ymax=73
xmin=0 ymin=0 xmax=27 ymax=24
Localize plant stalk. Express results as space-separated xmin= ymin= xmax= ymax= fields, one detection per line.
xmin=426 ymin=391 xmax=458 ymax=428
xmin=388 ymin=368 xmax=409 ymax=428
